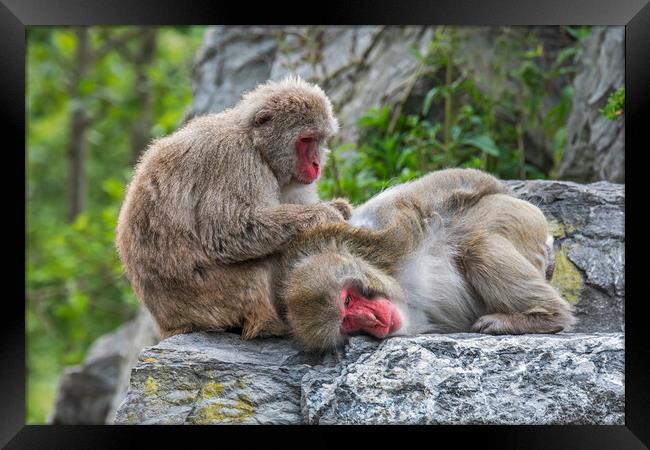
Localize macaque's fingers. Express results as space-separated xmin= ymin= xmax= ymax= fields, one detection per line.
xmin=544 ymin=235 xmax=556 ymax=281
xmin=327 ymin=198 xmax=353 ymax=220
xmin=315 ymin=203 xmax=348 ymax=224
xmin=471 ymin=313 xmax=564 ymax=334
xmin=381 ymin=197 xmax=428 ymax=243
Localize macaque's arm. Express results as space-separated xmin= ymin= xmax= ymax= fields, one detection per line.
xmin=301 ymin=198 xmax=428 ymax=275
xmin=206 ymin=199 xmax=351 ymax=264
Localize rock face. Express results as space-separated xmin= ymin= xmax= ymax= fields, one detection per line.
xmin=115 ymin=179 xmax=625 ymax=425
xmin=505 ymin=180 xmax=624 ymax=332
xmin=115 ymin=331 xmax=623 ymax=425
xmin=115 ymin=332 xmax=314 ymax=425
xmin=556 ymin=27 xmax=625 ymax=183
xmin=189 ymin=26 xmax=623 ymax=179
xmin=189 ymin=26 xmax=434 ymax=144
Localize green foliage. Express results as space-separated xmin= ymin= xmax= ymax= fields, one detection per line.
xmin=321 ymin=27 xmax=583 ymax=204
xmin=600 ymin=87 xmax=625 ymax=120
xmin=26 ymin=26 xmax=206 ymax=423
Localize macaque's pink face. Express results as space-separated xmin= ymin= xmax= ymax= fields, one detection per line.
xmin=294 ymin=130 xmax=322 ymax=183
xmin=339 ymin=286 xmax=402 ymax=338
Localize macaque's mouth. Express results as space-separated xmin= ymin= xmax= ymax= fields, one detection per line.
xmin=296 ymin=132 xmax=322 ymax=183
xmin=339 ymin=287 xmax=402 ymax=338
xmin=293 ymin=172 xmax=319 ymax=184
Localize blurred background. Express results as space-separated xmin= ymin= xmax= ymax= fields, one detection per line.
xmin=26 ymin=25 xmax=624 ymax=424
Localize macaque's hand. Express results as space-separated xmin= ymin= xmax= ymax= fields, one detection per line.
xmin=309 ymin=201 xmax=349 ymax=226
xmin=326 ymin=198 xmax=353 ymax=220
xmin=391 ymin=198 xmax=429 ymax=241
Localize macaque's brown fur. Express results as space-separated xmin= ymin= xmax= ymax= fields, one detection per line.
xmin=276 ymin=168 xmax=576 ymax=352
xmin=116 ymin=76 xmax=352 ymax=339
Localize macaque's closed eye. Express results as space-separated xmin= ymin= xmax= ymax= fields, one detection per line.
xmin=254 ymin=109 xmax=273 ymax=126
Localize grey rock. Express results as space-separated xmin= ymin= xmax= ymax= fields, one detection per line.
xmin=114 ymin=332 xmax=322 ymax=424
xmin=188 ymin=26 xmax=434 ymax=144
xmin=115 ymin=331 xmax=623 ymax=425
xmin=114 ymin=179 xmax=625 ymax=425
xmin=557 ymin=27 xmax=625 ymax=182
xmin=190 ymin=26 xmax=619 ymax=178
xmin=105 ymin=309 xmax=160 ymax=423
xmin=190 ymin=26 xmax=279 ymax=118
xmin=505 ymin=180 xmax=624 ymax=332
xmin=49 ymin=308 xmax=160 ymax=424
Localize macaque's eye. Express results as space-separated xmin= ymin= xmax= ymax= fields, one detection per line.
xmin=254 ymin=110 xmax=273 ymax=126
xmin=344 ymin=295 xmax=351 ymax=307
xmin=300 ymin=136 xmax=316 ymax=144
xmin=362 ymin=288 xmax=379 ymax=299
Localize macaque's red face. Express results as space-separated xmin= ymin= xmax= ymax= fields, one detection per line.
xmin=339 ymin=286 xmax=402 ymax=338
xmin=294 ymin=131 xmax=322 ymax=183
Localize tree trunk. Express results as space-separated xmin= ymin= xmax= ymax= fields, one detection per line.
xmin=67 ymin=28 xmax=90 ymax=222
xmin=130 ymin=28 xmax=157 ymax=166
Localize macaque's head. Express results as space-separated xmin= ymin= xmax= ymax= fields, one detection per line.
xmin=282 ymin=250 xmax=405 ymax=353
xmin=239 ymin=75 xmax=339 ymax=186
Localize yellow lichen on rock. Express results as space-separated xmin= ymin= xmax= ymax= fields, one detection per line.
xmin=193 ymin=395 xmax=255 ymax=424
xmin=202 ymin=381 xmax=225 ymax=397
xmin=548 ymin=219 xmax=566 ymax=238
xmin=550 ymin=246 xmax=583 ymax=305
xmin=144 ymin=376 xmax=158 ymax=395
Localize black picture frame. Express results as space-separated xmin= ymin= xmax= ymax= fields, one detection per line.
xmin=7 ymin=0 xmax=647 ymax=447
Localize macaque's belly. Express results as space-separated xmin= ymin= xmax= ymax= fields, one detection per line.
xmin=350 ymin=198 xmax=484 ymax=335
xmin=395 ymin=231 xmax=484 ymax=334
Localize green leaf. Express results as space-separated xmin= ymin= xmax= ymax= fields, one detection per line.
xmin=69 ymin=291 xmax=89 ymax=314
xmin=396 ymin=148 xmax=415 ymax=168
xmin=71 ymin=213 xmax=89 ymax=232
xmin=462 ymin=134 xmax=500 ymax=157
xmin=422 ymin=87 xmax=439 ymax=115
xmin=600 ymin=87 xmax=625 ymax=120
xmin=408 ymin=46 xmax=424 ymax=61
xmin=555 ymin=47 xmax=578 ymax=66
xmin=102 ymin=177 xmax=125 ymax=200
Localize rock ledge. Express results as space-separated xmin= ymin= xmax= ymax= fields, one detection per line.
xmin=115 ymin=331 xmax=623 ymax=425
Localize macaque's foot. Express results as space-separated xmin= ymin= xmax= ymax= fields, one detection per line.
xmin=328 ymin=198 xmax=353 ymax=220
xmin=471 ymin=313 xmax=564 ymax=334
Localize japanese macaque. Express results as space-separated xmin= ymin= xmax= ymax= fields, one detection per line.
xmin=276 ymin=168 xmax=576 ymax=352
xmin=116 ymin=76 xmax=352 ymax=339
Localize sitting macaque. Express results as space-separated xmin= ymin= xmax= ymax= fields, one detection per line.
xmin=116 ymin=76 xmax=352 ymax=339
xmin=275 ymin=168 xmax=576 ymax=352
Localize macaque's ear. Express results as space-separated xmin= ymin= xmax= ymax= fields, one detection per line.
xmin=253 ymin=108 xmax=273 ymax=126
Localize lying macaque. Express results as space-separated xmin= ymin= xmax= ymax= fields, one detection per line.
xmin=274 ymin=168 xmax=576 ymax=352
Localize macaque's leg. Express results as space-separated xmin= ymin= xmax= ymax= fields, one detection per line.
xmin=461 ymin=233 xmax=575 ymax=334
